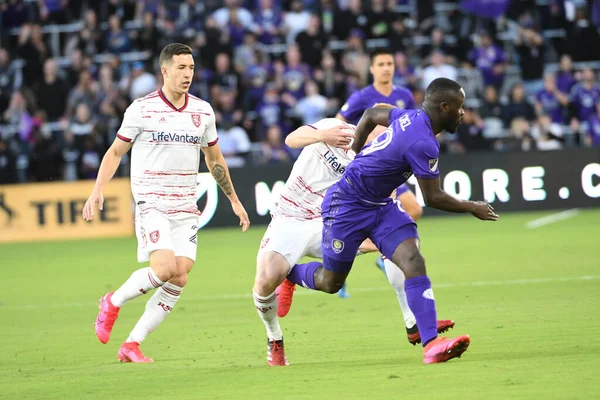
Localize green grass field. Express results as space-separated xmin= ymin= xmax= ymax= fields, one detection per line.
xmin=1 ymin=209 xmax=600 ymax=399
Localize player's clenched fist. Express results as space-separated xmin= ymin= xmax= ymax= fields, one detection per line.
xmin=470 ymin=201 xmax=499 ymax=221
xmin=82 ymin=191 xmax=104 ymax=221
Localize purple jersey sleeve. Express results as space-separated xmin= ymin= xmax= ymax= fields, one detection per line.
xmin=389 ymin=108 xmax=404 ymax=124
xmin=404 ymin=138 xmax=440 ymax=179
xmin=339 ymin=91 xmax=364 ymax=122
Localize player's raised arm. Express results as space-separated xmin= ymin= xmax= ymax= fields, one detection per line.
xmin=352 ymin=106 xmax=399 ymax=153
xmin=285 ymin=121 xmax=354 ymax=149
xmin=202 ymin=142 xmax=250 ymax=232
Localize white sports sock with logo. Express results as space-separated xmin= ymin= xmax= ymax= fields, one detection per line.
xmin=111 ymin=267 xmax=164 ymax=308
xmin=254 ymin=291 xmax=283 ymax=340
xmin=126 ymin=282 xmax=183 ymax=343
xmin=384 ymin=258 xmax=417 ymax=328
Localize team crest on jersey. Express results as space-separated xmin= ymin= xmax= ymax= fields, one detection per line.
xmin=396 ymin=100 xmax=405 ymax=109
xmin=332 ymin=239 xmax=344 ymax=254
xmin=191 ymin=113 xmax=202 ymax=128
xmin=149 ymin=230 xmax=160 ymax=243
xmin=429 ymin=158 xmax=439 ymax=172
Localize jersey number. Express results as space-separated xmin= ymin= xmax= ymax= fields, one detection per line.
xmin=362 ymin=128 xmax=393 ymax=156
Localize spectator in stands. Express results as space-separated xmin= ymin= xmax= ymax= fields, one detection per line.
xmin=215 ymin=88 xmax=244 ymax=131
xmin=387 ymin=18 xmax=409 ymax=54
xmin=566 ymin=5 xmax=600 ymax=62
xmin=67 ymin=70 xmax=98 ymax=117
xmin=198 ymin=16 xmax=233 ymax=70
xmin=39 ymin=0 xmax=72 ymax=25
xmin=586 ymin=103 xmax=600 ymax=147
xmin=392 ymin=52 xmax=417 ymax=90
xmin=294 ymin=80 xmax=329 ymax=125
xmin=215 ymin=115 xmax=252 ymax=168
xmin=494 ymin=117 xmax=535 ymax=152
xmin=0 ymin=138 xmax=18 ymax=184
xmin=455 ymin=107 xmax=489 ymax=152
xmin=78 ymin=135 xmax=102 ymax=179
xmin=28 ymin=125 xmax=64 ymax=182
xmin=2 ymin=90 xmax=35 ymax=147
xmin=283 ymin=0 xmax=311 ymax=43
xmin=0 ymin=47 xmax=20 ymax=113
xmin=212 ymin=0 xmax=254 ymax=30
xmin=253 ymin=0 xmax=283 ymax=45
xmin=135 ymin=10 xmax=160 ymax=54
xmin=556 ymin=54 xmax=576 ymax=94
xmin=66 ymin=102 xmax=95 ymax=154
xmin=296 ymin=14 xmax=326 ymax=68
xmin=531 ymin=113 xmax=564 ymax=151
xmin=260 ymin=124 xmax=292 ymax=164
xmin=365 ymin=0 xmax=393 ymax=39
xmin=479 ymin=85 xmax=505 ymax=137
xmin=177 ymin=0 xmax=205 ymax=34
xmin=569 ymin=68 xmax=600 ymax=125
xmin=457 ymin=61 xmax=484 ymax=101
xmin=535 ymin=73 xmax=569 ymax=125
xmin=127 ymin=62 xmax=157 ymax=100
xmin=105 ymin=14 xmax=131 ymax=54
xmin=234 ymin=32 xmax=260 ymax=75
xmin=467 ymin=30 xmax=506 ymax=90
xmin=314 ymin=50 xmax=345 ymax=104
xmin=420 ymin=27 xmax=457 ymax=65
xmin=421 ymin=50 xmax=457 ymax=90
xmin=502 ymin=82 xmax=536 ymax=127
xmin=514 ymin=14 xmax=545 ymax=97
xmin=35 ymin=59 xmax=69 ymax=122
xmin=333 ymin=0 xmax=366 ymax=41
xmin=212 ymin=53 xmax=240 ymax=95
xmin=17 ymin=23 xmax=47 ymax=87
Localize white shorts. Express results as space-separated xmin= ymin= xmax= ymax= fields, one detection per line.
xmin=257 ymin=216 xmax=323 ymax=268
xmin=135 ymin=209 xmax=200 ymax=263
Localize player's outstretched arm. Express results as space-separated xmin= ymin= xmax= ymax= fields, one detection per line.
xmin=285 ymin=124 xmax=354 ymax=149
xmin=417 ymin=177 xmax=499 ymax=221
xmin=82 ymin=138 xmax=132 ymax=221
xmin=202 ymin=143 xmax=250 ymax=232
xmin=352 ymin=107 xmax=393 ymax=153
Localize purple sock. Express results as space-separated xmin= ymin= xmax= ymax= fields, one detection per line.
xmin=404 ymin=276 xmax=438 ymax=347
xmin=287 ymin=262 xmax=321 ymax=290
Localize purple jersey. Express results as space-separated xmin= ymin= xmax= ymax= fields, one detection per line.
xmin=570 ymin=83 xmax=600 ymax=121
xmin=468 ymin=45 xmax=506 ymax=87
xmin=339 ymin=85 xmax=415 ymax=125
xmin=339 ymin=109 xmax=439 ymax=203
xmin=557 ymin=72 xmax=575 ymax=94
xmin=588 ymin=115 xmax=600 ymax=147
xmin=536 ymin=89 xmax=564 ymax=124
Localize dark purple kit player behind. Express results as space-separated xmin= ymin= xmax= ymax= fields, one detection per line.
xmin=339 ymin=84 xmax=415 ymax=197
xmin=286 ymin=78 xmax=499 ymax=364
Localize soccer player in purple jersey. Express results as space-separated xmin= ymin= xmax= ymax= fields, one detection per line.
xmin=335 ymin=49 xmax=422 ymax=298
xmin=280 ymin=78 xmax=498 ymax=364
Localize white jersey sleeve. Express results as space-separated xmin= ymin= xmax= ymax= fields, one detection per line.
xmin=116 ymin=100 xmax=143 ymax=143
xmin=200 ymin=105 xmax=219 ymax=147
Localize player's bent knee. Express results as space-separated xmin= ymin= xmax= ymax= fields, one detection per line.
xmin=169 ymin=273 xmax=188 ymax=288
xmin=392 ymin=240 xmax=426 ymax=278
xmin=254 ymin=252 xmax=291 ymax=295
xmin=150 ymin=249 xmax=178 ymax=281
xmin=316 ymin=268 xmax=347 ymax=294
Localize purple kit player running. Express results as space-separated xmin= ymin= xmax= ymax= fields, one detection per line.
xmin=283 ymin=78 xmax=498 ymax=364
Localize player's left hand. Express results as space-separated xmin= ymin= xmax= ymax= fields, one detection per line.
xmin=470 ymin=201 xmax=499 ymax=221
xmin=231 ymin=200 xmax=250 ymax=232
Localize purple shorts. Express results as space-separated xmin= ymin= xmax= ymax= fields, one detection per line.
xmin=321 ymin=184 xmax=418 ymax=274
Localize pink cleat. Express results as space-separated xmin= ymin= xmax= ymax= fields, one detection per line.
xmin=423 ymin=335 xmax=471 ymax=364
xmin=118 ymin=342 xmax=154 ymax=363
xmin=276 ymin=279 xmax=296 ymax=318
xmin=95 ymin=292 xmax=120 ymax=344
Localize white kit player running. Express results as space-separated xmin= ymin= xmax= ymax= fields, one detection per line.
xmin=253 ymin=116 xmax=441 ymax=366
xmin=83 ymin=43 xmax=250 ymax=363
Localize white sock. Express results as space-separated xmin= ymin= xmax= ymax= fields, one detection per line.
xmin=384 ymin=258 xmax=417 ymax=328
xmin=111 ymin=267 xmax=164 ymax=308
xmin=126 ymin=282 xmax=183 ymax=343
xmin=254 ymin=291 xmax=283 ymax=341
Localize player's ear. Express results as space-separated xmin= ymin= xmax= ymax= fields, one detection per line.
xmin=440 ymin=102 xmax=449 ymax=112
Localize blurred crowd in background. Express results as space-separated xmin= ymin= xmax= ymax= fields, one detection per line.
xmin=0 ymin=0 xmax=600 ymax=184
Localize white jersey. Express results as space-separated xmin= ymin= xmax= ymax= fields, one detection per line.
xmin=271 ymin=118 xmax=355 ymax=220
xmin=116 ymin=90 xmax=218 ymax=219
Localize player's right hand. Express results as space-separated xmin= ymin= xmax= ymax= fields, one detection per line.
xmin=82 ymin=191 xmax=104 ymax=221
xmin=470 ymin=201 xmax=499 ymax=221
xmin=320 ymin=126 xmax=355 ymax=149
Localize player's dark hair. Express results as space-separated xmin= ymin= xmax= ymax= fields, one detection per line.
xmin=370 ymin=48 xmax=393 ymax=64
xmin=159 ymin=43 xmax=193 ymax=66
xmin=424 ymin=78 xmax=462 ymax=100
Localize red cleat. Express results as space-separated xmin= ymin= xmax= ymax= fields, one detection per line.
xmin=407 ymin=319 xmax=455 ymax=345
xmin=423 ymin=334 xmax=470 ymax=364
xmin=118 ymin=342 xmax=154 ymax=363
xmin=95 ymin=292 xmax=120 ymax=344
xmin=276 ymin=279 xmax=296 ymax=318
xmin=267 ymin=339 xmax=289 ymax=366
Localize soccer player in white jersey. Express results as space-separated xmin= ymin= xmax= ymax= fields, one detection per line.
xmin=82 ymin=43 xmax=250 ymax=363
xmin=253 ymin=115 xmax=452 ymax=366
